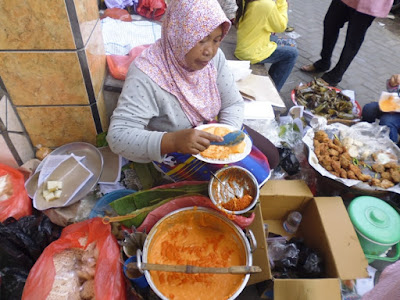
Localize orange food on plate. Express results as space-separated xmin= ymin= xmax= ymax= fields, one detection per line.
xmin=379 ymin=95 xmax=400 ymax=112
xmin=147 ymin=210 xmax=246 ymax=300
xmin=200 ymin=126 xmax=246 ymax=160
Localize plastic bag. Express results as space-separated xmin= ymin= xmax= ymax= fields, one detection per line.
xmin=105 ymin=0 xmax=134 ymax=9
xmin=22 ymin=218 xmax=125 ymax=300
xmin=136 ymin=0 xmax=166 ymax=20
xmin=107 ymin=44 xmax=151 ymax=80
xmin=0 ymin=214 xmax=62 ymax=300
xmin=0 ymin=164 xmax=32 ymax=222
xmin=268 ymin=237 xmax=323 ymax=279
xmin=278 ymin=147 xmax=300 ymax=175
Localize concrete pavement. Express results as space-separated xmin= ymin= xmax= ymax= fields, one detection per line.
xmin=221 ymin=0 xmax=400 ymax=112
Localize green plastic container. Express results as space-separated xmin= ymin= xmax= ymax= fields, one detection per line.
xmin=348 ymin=196 xmax=400 ymax=262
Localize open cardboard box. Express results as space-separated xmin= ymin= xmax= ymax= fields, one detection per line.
xmin=247 ymin=180 xmax=368 ymax=300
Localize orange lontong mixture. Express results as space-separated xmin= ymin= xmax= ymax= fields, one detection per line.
xmin=222 ymin=194 xmax=253 ymax=211
xmin=147 ymin=210 xmax=246 ymax=300
xmin=200 ymin=127 xmax=245 ymax=160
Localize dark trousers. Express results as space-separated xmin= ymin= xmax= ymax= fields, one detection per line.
xmin=314 ymin=0 xmax=375 ymax=82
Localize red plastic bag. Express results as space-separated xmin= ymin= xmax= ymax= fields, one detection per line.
xmin=136 ymin=0 xmax=166 ymax=20
xmin=107 ymin=44 xmax=151 ymax=80
xmin=22 ymin=218 xmax=125 ymax=300
xmin=0 ymin=163 xmax=32 ymax=222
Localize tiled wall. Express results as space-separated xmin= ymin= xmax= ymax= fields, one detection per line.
xmin=0 ymin=0 xmax=107 ymax=166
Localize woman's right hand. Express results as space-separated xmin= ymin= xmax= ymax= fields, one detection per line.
xmin=161 ymin=129 xmax=223 ymax=155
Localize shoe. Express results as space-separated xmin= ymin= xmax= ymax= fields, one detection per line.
xmin=320 ymin=73 xmax=340 ymax=87
xmin=300 ymin=64 xmax=328 ymax=73
xmin=285 ymin=26 xmax=294 ymax=32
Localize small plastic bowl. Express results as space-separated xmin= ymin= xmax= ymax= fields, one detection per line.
xmin=208 ymin=166 xmax=259 ymax=215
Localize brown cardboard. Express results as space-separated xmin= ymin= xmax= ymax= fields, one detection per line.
xmin=247 ymin=204 xmax=271 ymax=285
xmin=249 ymin=180 xmax=368 ymax=300
xmin=274 ymin=279 xmax=341 ymax=300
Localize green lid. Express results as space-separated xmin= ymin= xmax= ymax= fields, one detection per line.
xmin=348 ymin=196 xmax=400 ymax=245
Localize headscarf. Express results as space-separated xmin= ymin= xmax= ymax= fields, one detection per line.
xmin=134 ymin=0 xmax=231 ymax=126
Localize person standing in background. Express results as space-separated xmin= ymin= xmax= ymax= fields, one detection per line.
xmin=217 ymin=0 xmax=238 ymax=24
xmin=301 ymin=0 xmax=394 ymax=87
xmin=234 ymin=0 xmax=298 ymax=92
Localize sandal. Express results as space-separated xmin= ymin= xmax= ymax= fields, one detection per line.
xmin=321 ymin=74 xmax=340 ymax=87
xmin=300 ymin=64 xmax=319 ymax=72
xmin=285 ymin=26 xmax=294 ymax=32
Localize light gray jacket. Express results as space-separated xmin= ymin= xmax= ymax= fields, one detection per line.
xmin=107 ymin=49 xmax=244 ymax=163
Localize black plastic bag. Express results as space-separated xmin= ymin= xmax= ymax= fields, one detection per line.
xmin=278 ymin=147 xmax=300 ymax=175
xmin=0 ymin=214 xmax=62 ymax=300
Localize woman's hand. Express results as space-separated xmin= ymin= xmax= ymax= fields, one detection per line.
xmin=161 ymin=129 xmax=223 ymax=155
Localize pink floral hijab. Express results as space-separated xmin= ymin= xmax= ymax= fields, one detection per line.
xmin=134 ymin=0 xmax=231 ymax=126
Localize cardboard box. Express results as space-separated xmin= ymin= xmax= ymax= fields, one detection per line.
xmin=247 ymin=180 xmax=368 ymax=300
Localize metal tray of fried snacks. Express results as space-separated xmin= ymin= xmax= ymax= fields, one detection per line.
xmin=303 ymin=122 xmax=400 ymax=194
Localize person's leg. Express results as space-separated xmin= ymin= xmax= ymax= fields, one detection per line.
xmin=362 ymin=102 xmax=382 ymax=122
xmin=260 ymin=42 xmax=298 ymax=92
xmin=379 ymin=113 xmax=400 ymax=143
xmin=322 ymin=8 xmax=375 ymax=85
xmin=312 ymin=0 xmax=349 ymax=71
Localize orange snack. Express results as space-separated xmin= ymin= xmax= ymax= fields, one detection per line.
xmin=147 ymin=210 xmax=246 ymax=300
xmin=379 ymin=96 xmax=400 ymax=112
xmin=222 ymin=194 xmax=253 ymax=211
xmin=200 ymin=126 xmax=246 ymax=160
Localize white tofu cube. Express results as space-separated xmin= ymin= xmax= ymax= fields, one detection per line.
xmin=43 ymin=189 xmax=51 ymax=197
xmin=54 ymin=190 xmax=62 ymax=199
xmin=44 ymin=192 xmax=57 ymax=202
xmin=47 ymin=181 xmax=62 ymax=192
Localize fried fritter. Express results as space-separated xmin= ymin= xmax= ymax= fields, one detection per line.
xmin=314 ymin=130 xmax=330 ymax=143
xmin=379 ymin=179 xmax=395 ymax=189
xmin=347 ymin=170 xmax=357 ymax=180
xmin=381 ymin=171 xmax=392 ymax=181
xmin=340 ymin=156 xmax=351 ymax=169
xmin=332 ymin=160 xmax=342 ymax=173
xmin=372 ymin=164 xmax=385 ymax=173
xmin=390 ymin=169 xmax=400 ymax=183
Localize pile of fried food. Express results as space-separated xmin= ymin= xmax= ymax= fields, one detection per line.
xmin=294 ymin=79 xmax=357 ymax=120
xmin=47 ymin=241 xmax=98 ymax=300
xmin=313 ymin=130 xmax=400 ymax=189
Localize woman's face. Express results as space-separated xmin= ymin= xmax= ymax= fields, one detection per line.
xmin=184 ymin=25 xmax=223 ymax=71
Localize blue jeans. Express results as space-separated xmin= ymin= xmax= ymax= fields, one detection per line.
xmin=258 ymin=36 xmax=298 ymax=92
xmin=362 ymin=102 xmax=400 ymax=143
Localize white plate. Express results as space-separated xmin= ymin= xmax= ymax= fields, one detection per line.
xmin=33 ymin=156 xmax=93 ymax=210
xmin=26 ymin=142 xmax=103 ymax=203
xmin=193 ymin=124 xmax=252 ymax=164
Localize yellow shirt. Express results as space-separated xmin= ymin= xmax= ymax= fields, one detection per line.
xmin=235 ymin=0 xmax=288 ymax=64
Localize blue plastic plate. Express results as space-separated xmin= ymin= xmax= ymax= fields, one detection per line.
xmin=89 ymin=189 xmax=136 ymax=219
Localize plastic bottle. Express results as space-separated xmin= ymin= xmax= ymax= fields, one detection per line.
xmin=283 ymin=211 xmax=302 ymax=234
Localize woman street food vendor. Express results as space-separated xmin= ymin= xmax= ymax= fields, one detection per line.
xmin=107 ymin=0 xmax=278 ymax=185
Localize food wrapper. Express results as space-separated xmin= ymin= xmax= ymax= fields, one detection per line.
xmin=378 ymin=91 xmax=400 ymax=113
xmin=303 ymin=122 xmax=400 ymax=194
